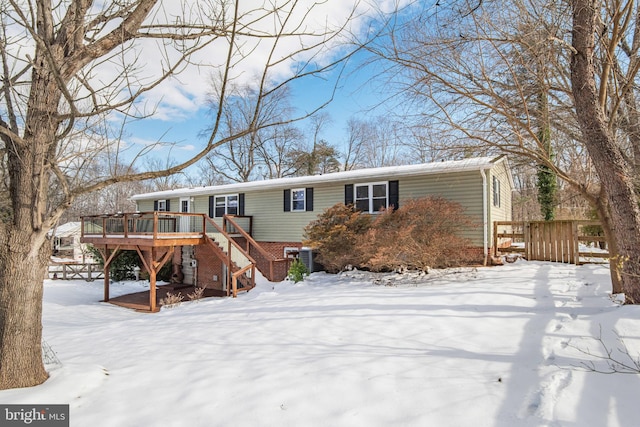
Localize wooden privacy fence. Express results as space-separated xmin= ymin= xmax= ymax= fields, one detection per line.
xmin=493 ymin=220 xmax=609 ymax=265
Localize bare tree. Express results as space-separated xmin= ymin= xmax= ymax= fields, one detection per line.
xmin=198 ymin=84 xmax=300 ymax=182
xmin=342 ymin=117 xmax=367 ymax=170
xmin=256 ymin=124 xmax=306 ymax=178
xmin=341 ymin=116 xmax=407 ymax=169
xmin=367 ymin=0 xmax=640 ymax=301
xmin=0 ymin=0 xmax=365 ymax=389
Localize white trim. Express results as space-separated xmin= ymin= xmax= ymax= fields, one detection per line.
xmin=180 ymin=197 xmax=191 ymax=213
xmin=214 ymin=194 xmax=239 ymax=218
xmin=132 ymin=157 xmax=502 ymax=201
xmin=355 ymin=181 xmax=388 ymax=214
xmin=291 ymin=188 xmax=306 ymax=212
xmin=482 ymin=170 xmax=489 ymax=266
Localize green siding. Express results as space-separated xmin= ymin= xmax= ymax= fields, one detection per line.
xmin=398 ymin=171 xmax=484 ymax=244
xmin=135 ymin=163 xmax=513 ymax=247
xmin=241 ymin=171 xmax=486 ymax=244
xmin=487 ymin=162 xmax=513 ymax=243
xmin=137 ymin=199 xmax=155 ymax=212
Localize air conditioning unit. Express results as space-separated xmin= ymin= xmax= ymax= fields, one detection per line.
xmin=299 ymin=248 xmax=323 ymax=273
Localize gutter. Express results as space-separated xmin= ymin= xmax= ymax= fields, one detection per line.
xmin=481 ymin=168 xmax=489 ymax=266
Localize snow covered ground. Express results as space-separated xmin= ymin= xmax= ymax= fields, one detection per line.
xmin=2 ymin=260 xmax=639 ymax=426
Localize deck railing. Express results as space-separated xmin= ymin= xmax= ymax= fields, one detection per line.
xmin=82 ymin=212 xmax=205 ymax=239
xmin=81 ymin=212 xmax=259 ymax=293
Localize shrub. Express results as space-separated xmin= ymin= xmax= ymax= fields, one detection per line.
xmin=288 ymin=259 xmax=309 ymax=283
xmin=363 ymin=197 xmax=478 ymax=271
xmin=88 ymin=245 xmax=175 ymax=282
xmin=304 ymin=198 xmax=479 ymax=273
xmin=187 ymin=286 xmax=205 ymax=301
xmin=160 ymin=292 xmax=183 ymax=308
xmin=303 ymin=203 xmax=373 ymax=273
xmin=88 ymin=246 xmax=142 ymax=282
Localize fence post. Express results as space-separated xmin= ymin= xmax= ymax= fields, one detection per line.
xmin=493 ymin=221 xmax=498 ymax=257
xmin=523 ymin=222 xmax=530 ymax=260
xmin=572 ymin=221 xmax=580 ymax=265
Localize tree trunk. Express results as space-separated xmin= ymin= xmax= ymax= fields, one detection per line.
xmin=593 ymin=196 xmax=623 ymax=294
xmin=0 ymin=227 xmax=50 ymax=389
xmin=571 ymin=0 xmax=640 ymax=302
xmin=0 ymin=26 xmax=63 ymax=388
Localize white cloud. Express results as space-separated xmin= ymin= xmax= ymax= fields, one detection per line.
xmin=108 ymin=0 xmax=394 ymax=122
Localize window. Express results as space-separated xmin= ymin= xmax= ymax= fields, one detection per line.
xmin=291 ymin=188 xmax=306 ymax=212
xmin=157 ymin=200 xmax=167 ymax=212
xmin=355 ymin=182 xmax=388 ymax=213
xmin=284 ymin=188 xmax=313 ymax=212
xmin=493 ymin=176 xmax=501 ymax=207
xmin=214 ymin=194 xmax=238 ymax=217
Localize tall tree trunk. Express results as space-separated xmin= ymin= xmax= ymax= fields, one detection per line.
xmin=571 ymin=0 xmax=640 ymax=302
xmin=0 ymin=32 xmax=63 ymax=388
xmin=0 ymin=228 xmax=50 ymax=389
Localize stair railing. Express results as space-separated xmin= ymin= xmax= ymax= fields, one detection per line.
xmin=223 ymin=215 xmax=290 ymax=281
xmin=204 ymin=216 xmax=256 ymax=296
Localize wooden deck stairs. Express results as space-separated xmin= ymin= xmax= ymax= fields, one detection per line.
xmin=80 ymin=211 xmax=277 ymax=312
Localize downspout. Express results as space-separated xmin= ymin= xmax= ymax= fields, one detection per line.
xmin=481 ymin=169 xmax=489 ymax=266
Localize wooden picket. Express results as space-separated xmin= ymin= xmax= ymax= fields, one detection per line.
xmin=493 ymin=220 xmax=608 ymax=265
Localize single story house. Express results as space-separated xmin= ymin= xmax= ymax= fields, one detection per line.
xmin=128 ymin=155 xmax=512 ymax=290
xmin=49 ymin=221 xmax=92 ymax=261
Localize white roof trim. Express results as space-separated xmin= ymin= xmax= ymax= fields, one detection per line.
xmin=132 ymin=156 xmax=504 ymax=201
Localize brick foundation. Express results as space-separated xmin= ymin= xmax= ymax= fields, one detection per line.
xmin=193 ymin=244 xmax=225 ymax=291
xmin=257 ymin=241 xmax=303 ymax=258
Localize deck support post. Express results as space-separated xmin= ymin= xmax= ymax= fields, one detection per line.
xmin=135 ymin=246 xmax=175 ymax=312
xmin=97 ymin=245 xmax=122 ymax=302
xmin=149 ymin=248 xmax=157 ymax=313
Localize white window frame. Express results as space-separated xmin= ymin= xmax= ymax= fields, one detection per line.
xmin=492 ymin=176 xmax=501 ymax=207
xmin=355 ymin=181 xmax=388 ymax=214
xmin=214 ymin=194 xmax=239 ymax=218
xmin=157 ymin=199 xmax=167 ymax=212
xmin=291 ymin=188 xmax=306 ymax=212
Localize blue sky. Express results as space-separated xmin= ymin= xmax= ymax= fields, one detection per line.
xmin=117 ymin=1 xmax=412 ymax=170
xmin=124 ymin=53 xmax=389 ymax=167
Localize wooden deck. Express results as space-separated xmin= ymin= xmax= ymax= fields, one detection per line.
xmin=108 ymin=283 xmax=227 ymax=312
xmin=80 ymin=212 xmax=261 ymax=312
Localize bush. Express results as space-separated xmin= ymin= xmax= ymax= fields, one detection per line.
xmin=288 ymin=259 xmax=309 ymax=283
xmin=160 ymin=292 xmax=183 ymax=308
xmin=303 ymin=203 xmax=373 ymax=273
xmin=304 ymin=197 xmax=479 ymax=273
xmin=362 ymin=197 xmax=478 ymax=271
xmin=88 ymin=246 xmax=175 ymax=282
xmin=88 ymin=246 xmax=142 ymax=282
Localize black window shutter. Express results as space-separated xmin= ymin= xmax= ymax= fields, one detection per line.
xmin=165 ymin=200 xmax=171 ymax=212
xmin=239 ymin=193 xmax=245 ymax=216
xmin=153 ymin=200 xmax=158 ymax=211
xmin=389 ymin=180 xmax=399 ymax=210
xmin=306 ymin=188 xmax=314 ymax=211
xmin=208 ymin=196 xmax=214 ymax=218
xmin=284 ymin=189 xmax=291 ymax=212
xmin=345 ymin=184 xmax=354 ymax=205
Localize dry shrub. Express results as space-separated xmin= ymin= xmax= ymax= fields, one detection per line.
xmin=160 ymin=292 xmax=183 ymax=308
xmin=187 ymin=286 xmax=205 ymax=301
xmin=303 ymin=203 xmax=373 ymax=273
xmin=363 ymin=197 xmax=478 ymax=271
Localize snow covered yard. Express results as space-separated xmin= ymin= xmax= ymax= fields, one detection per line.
xmin=1 ymin=260 xmax=639 ymax=426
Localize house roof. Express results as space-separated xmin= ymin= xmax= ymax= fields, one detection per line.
xmin=48 ymin=222 xmax=82 ymax=238
xmin=132 ymin=155 xmax=509 ymax=201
